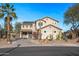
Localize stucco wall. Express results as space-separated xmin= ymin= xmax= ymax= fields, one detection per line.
xmin=41 ymin=26 xmax=62 ymax=40
xmin=21 ymin=23 xmax=36 ymax=32
xmin=41 ymin=26 xmax=52 ymax=39
xmin=42 ymin=18 xmax=58 ymax=26
xmin=36 ymin=17 xmax=58 ymax=30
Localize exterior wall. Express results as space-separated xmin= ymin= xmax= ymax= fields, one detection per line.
xmin=21 ymin=24 xmax=32 ymax=30
xmin=41 ymin=26 xmax=52 ymax=39
xmin=42 ymin=18 xmax=58 ymax=27
xmin=20 ymin=17 xmax=62 ymax=39
xmin=32 ymin=23 xmax=36 ymax=32
xmin=21 ymin=23 xmax=36 ymax=32
xmin=51 ymin=26 xmax=61 ymax=39
xmin=20 ymin=23 xmax=35 ymax=38
xmin=41 ymin=26 xmax=62 ymax=40
xmin=36 ymin=17 xmax=58 ymax=29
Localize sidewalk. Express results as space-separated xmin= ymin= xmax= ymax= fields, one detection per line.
xmin=0 ymin=39 xmax=79 ymax=48
xmin=30 ymin=39 xmax=79 ymax=47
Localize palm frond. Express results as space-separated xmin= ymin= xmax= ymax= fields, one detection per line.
xmin=11 ymin=12 xmax=17 ymax=19
xmin=0 ymin=13 xmax=4 ymax=19
xmin=0 ymin=9 xmax=2 ymax=12
xmin=11 ymin=8 xmax=15 ymax=12
xmin=5 ymin=3 xmax=10 ymax=9
xmin=10 ymin=4 xmax=14 ymax=9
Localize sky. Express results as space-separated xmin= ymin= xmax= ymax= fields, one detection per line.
xmin=0 ymin=3 xmax=74 ymax=31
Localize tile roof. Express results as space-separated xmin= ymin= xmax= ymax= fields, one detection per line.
xmin=35 ymin=16 xmax=59 ymax=22
xmin=22 ymin=21 xmax=34 ymax=25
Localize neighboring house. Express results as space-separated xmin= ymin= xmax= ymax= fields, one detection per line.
xmin=20 ymin=17 xmax=62 ymax=40
xmin=20 ymin=22 xmax=36 ymax=38
xmin=64 ymin=29 xmax=79 ymax=39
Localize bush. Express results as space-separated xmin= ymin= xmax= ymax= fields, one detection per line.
xmin=46 ymin=34 xmax=53 ymax=41
xmin=56 ymin=32 xmax=63 ymax=40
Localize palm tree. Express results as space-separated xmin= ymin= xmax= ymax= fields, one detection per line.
xmin=0 ymin=3 xmax=17 ymax=43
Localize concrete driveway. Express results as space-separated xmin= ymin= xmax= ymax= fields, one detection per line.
xmin=0 ymin=38 xmax=40 ymax=48
xmin=12 ymin=38 xmax=41 ymax=47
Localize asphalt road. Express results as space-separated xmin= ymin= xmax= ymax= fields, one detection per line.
xmin=0 ymin=46 xmax=79 ymax=56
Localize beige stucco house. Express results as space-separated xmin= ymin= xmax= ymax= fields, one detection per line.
xmin=20 ymin=22 xmax=35 ymax=38
xmin=20 ymin=17 xmax=62 ymax=40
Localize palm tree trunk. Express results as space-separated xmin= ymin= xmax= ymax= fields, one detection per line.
xmin=5 ymin=16 xmax=12 ymax=44
xmin=7 ymin=23 xmax=11 ymax=43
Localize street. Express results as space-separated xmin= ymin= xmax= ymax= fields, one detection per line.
xmin=0 ymin=39 xmax=79 ymax=56
xmin=0 ymin=46 xmax=79 ymax=56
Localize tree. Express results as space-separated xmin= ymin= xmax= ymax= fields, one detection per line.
xmin=64 ymin=4 xmax=79 ymax=39
xmin=15 ymin=22 xmax=21 ymax=33
xmin=0 ymin=3 xmax=17 ymax=43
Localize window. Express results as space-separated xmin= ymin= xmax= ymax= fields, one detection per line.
xmin=38 ymin=22 xmax=43 ymax=27
xmin=54 ymin=31 xmax=56 ymax=33
xmin=55 ymin=22 xmax=56 ymax=24
xmin=44 ymin=31 xmax=46 ymax=33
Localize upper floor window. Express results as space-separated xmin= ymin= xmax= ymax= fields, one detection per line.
xmin=38 ymin=22 xmax=43 ymax=28
xmin=54 ymin=31 xmax=56 ymax=33
xmin=44 ymin=30 xmax=46 ymax=33
xmin=52 ymin=22 xmax=56 ymax=25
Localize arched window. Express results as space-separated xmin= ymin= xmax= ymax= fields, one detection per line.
xmin=38 ymin=21 xmax=43 ymax=28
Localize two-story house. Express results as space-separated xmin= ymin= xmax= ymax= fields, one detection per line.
xmin=35 ymin=17 xmax=62 ymax=40
xmin=20 ymin=17 xmax=62 ymax=40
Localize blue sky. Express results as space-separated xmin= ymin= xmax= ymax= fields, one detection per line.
xmin=0 ymin=3 xmax=74 ymax=31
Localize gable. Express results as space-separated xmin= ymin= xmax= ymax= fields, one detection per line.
xmin=35 ymin=17 xmax=59 ymax=30
xmin=35 ymin=17 xmax=59 ymax=22
xmin=41 ymin=17 xmax=59 ymax=23
xmin=38 ymin=24 xmax=62 ymax=30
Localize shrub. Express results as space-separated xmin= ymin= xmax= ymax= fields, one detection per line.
xmin=46 ymin=34 xmax=53 ymax=41
xmin=56 ymin=32 xmax=63 ymax=40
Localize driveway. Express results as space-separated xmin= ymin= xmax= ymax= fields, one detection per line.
xmin=0 ymin=38 xmax=41 ymax=48
xmin=12 ymin=38 xmax=41 ymax=47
